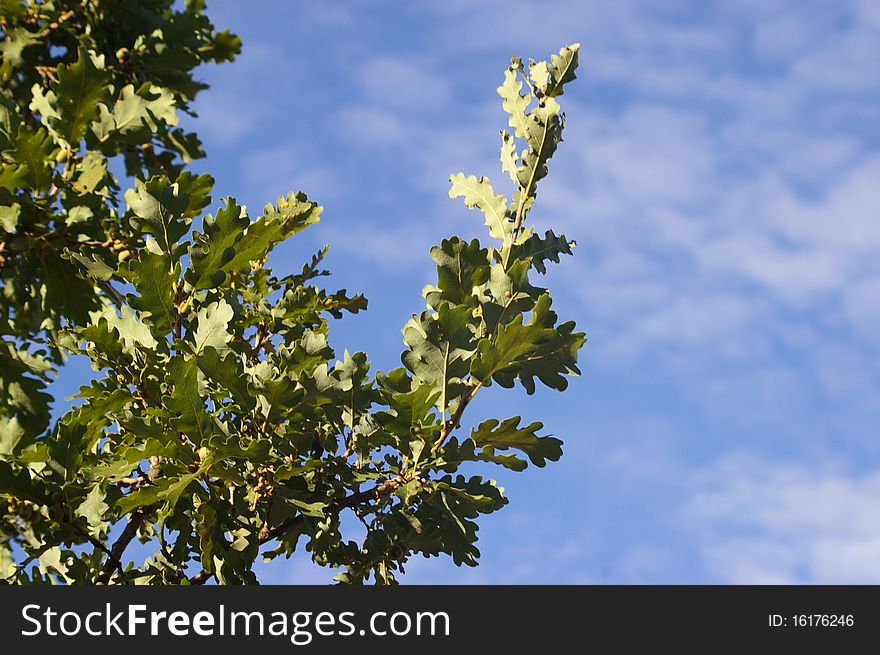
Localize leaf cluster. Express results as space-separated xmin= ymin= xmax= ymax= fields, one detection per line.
xmin=1 ymin=7 xmax=585 ymax=585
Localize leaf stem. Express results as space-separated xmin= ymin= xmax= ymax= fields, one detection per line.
xmin=432 ymin=379 xmax=482 ymax=453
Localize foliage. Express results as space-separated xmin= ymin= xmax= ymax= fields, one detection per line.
xmin=0 ymin=1 xmax=584 ymax=584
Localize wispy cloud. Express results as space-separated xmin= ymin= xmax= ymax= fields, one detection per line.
xmin=684 ymin=453 xmax=880 ymax=583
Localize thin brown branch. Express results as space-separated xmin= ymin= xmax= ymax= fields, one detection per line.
xmin=99 ymin=280 xmax=125 ymax=309
xmin=258 ymin=382 xmax=482 ymax=549
xmin=68 ymin=517 xmax=112 ymax=557
xmin=432 ymin=380 xmax=482 ymax=453
xmin=117 ymin=476 xmax=145 ymax=487
xmin=34 ymin=64 xmax=58 ymax=82
xmin=250 ymin=322 xmax=271 ymax=362
xmin=259 ymin=477 xmax=405 ymax=545
xmin=95 ymin=461 xmax=160 ymax=583
xmin=260 ymin=513 xmax=305 ymax=545
xmin=188 ymin=569 xmax=214 ymax=585
xmin=95 ymin=506 xmax=150 ymax=584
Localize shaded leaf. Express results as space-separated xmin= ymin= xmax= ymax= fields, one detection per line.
xmin=470 ymin=416 xmax=562 ymax=468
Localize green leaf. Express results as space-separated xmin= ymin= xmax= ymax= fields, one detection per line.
xmin=187 ymin=198 xmax=265 ymax=289
xmin=252 ymin=375 xmax=306 ymax=424
xmin=75 ymin=484 xmax=109 ymax=537
xmin=438 ymin=436 xmax=525 ymax=472
xmin=512 ymin=294 xmax=586 ymax=394
xmin=424 ymin=237 xmax=490 ymax=309
xmin=48 ymin=47 xmax=110 ymax=143
xmin=205 ymin=434 xmax=271 ymax=462
xmin=101 ymin=305 xmax=159 ymax=354
xmin=470 ymin=305 xmax=555 ymax=388
xmin=46 ymin=421 xmax=90 ymax=483
xmin=85 ymin=438 xmax=178 ymax=482
xmin=448 ymin=173 xmax=511 ymax=244
xmin=125 ymin=176 xmax=191 ymax=254
xmin=71 ymin=151 xmax=109 ymax=195
xmin=165 ymin=357 xmax=214 ymax=443
xmin=0 ymin=203 xmax=19 ymax=232
xmin=17 ymin=441 xmax=50 ymax=464
xmin=260 ymin=191 xmax=323 ymax=237
xmin=41 ymin=255 xmax=99 ymax=327
xmin=0 ymin=89 xmax=21 ymax=150
xmin=0 ymin=25 xmax=36 ymax=68
xmin=115 ymin=469 xmax=201 ymax=514
xmin=517 ymin=101 xmax=563 ymax=191
xmin=0 ymin=459 xmax=49 ymax=503
xmin=283 ymin=495 xmax=328 ymax=518
xmin=14 ymin=127 xmax=54 ymax=191
xmin=194 ymin=500 xmax=228 ymax=574
xmin=470 ymin=416 xmax=562 ymax=468
xmin=274 ymin=459 xmax=323 ymax=483
xmin=65 ymin=381 xmax=134 ymax=443
xmin=509 ymin=229 xmax=575 ymax=274
xmin=543 ymin=43 xmax=580 ymax=98
xmin=435 ymin=474 xmax=508 ymax=515
xmin=0 ymin=163 xmax=27 ymax=192
xmin=0 ymin=417 xmax=27 ymax=457
xmin=91 ymin=83 xmax=178 ymax=142
xmin=499 ymin=130 xmax=520 ymax=183
xmin=175 ymin=171 xmax=214 ymax=218
xmin=529 ymin=60 xmax=551 ymax=90
xmin=375 ymin=383 xmax=440 ymax=443
xmin=481 ymin=258 xmax=542 ymax=333
xmin=66 ymin=251 xmax=115 ymax=282
xmin=195 ymin=346 xmax=254 ymax=411
xmin=191 ymin=299 xmax=234 ymax=355
xmin=124 ymin=246 xmax=179 ymax=337
xmin=497 ymin=65 xmax=532 ymax=141
xmin=79 ymin=316 xmax=126 ymax=364
xmin=0 ymin=1 xmax=26 ymax=21
xmin=402 ymin=303 xmax=474 ymax=407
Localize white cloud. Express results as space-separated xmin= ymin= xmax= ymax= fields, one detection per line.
xmin=321 ymin=222 xmax=438 ymax=273
xmin=334 ymin=104 xmax=407 ymax=147
xmin=356 ymin=56 xmax=451 ymax=111
xmin=684 ymin=453 xmax=880 ymax=583
xmin=191 ymin=42 xmax=297 ymax=147
xmin=235 ymin=144 xmax=331 ymax=210
xmin=842 ymin=277 xmax=880 ymax=343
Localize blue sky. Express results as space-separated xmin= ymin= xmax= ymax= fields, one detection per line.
xmin=54 ymin=0 xmax=880 ymax=583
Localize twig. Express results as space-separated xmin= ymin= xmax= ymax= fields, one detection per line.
xmin=259 ymin=511 xmax=305 ymax=545
xmin=250 ymin=323 xmax=271 ymax=362
xmin=117 ymin=476 xmax=145 ymax=487
xmin=99 ymin=280 xmax=125 ymax=309
xmin=256 ymin=381 xmax=481 ymax=552
xmin=34 ymin=64 xmax=58 ymax=82
xmin=71 ymin=522 xmax=113 ymax=557
xmin=432 ymin=380 xmax=481 ymax=453
xmin=188 ymin=569 xmax=214 ymax=585
xmin=95 ymin=506 xmax=150 ymax=584
xmin=95 ymin=462 xmax=159 ymax=583
xmin=259 ymin=476 xmax=404 ymax=545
